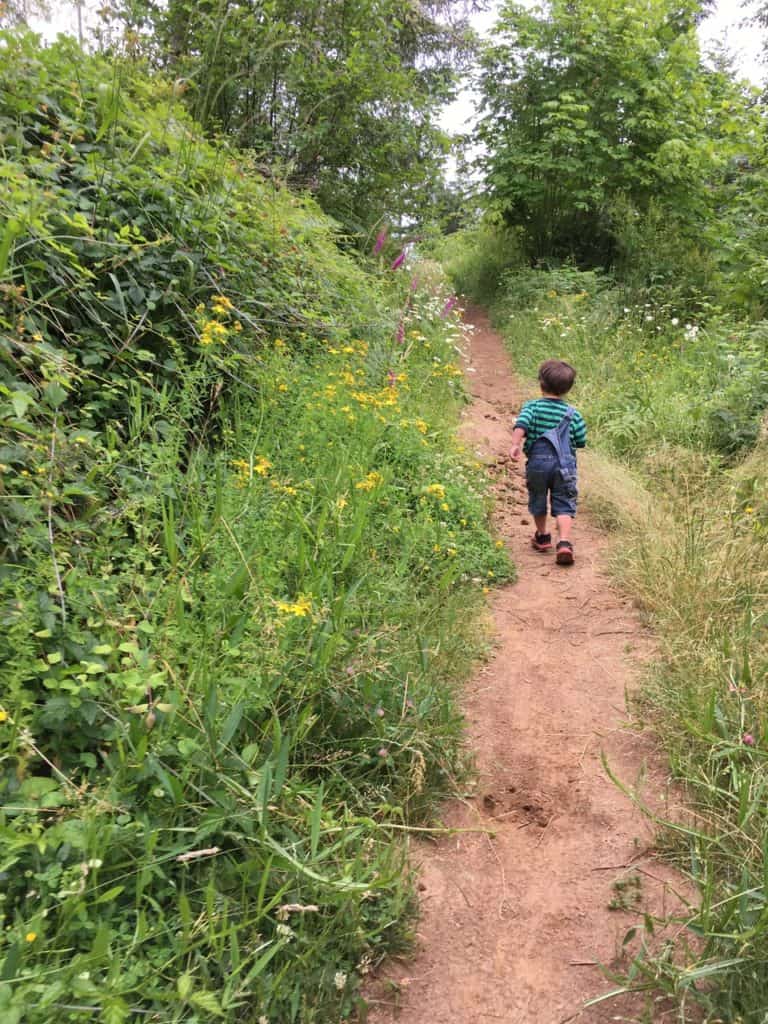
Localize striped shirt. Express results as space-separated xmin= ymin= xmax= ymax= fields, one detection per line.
xmin=515 ymin=398 xmax=587 ymax=456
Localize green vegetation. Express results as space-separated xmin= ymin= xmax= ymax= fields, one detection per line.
xmin=0 ymin=34 xmax=510 ymax=1023
xmin=96 ymin=0 xmax=475 ymax=238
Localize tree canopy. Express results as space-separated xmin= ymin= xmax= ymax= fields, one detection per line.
xmin=100 ymin=0 xmax=479 ymax=237
xmin=475 ymin=0 xmax=741 ymax=264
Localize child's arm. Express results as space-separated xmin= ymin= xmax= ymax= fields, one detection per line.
xmin=510 ymin=426 xmax=526 ymax=460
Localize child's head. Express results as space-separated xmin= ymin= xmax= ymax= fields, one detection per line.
xmin=538 ymin=359 xmax=576 ymax=396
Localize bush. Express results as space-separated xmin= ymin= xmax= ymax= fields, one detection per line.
xmin=434 ymin=222 xmax=524 ymax=303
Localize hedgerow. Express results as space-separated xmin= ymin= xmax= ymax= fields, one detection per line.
xmin=0 ymin=33 xmax=510 ymax=1023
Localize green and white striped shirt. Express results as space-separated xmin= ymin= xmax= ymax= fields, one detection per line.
xmin=515 ymin=398 xmax=587 ymax=456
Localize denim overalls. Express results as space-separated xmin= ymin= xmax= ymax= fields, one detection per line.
xmin=525 ymin=406 xmax=578 ymax=517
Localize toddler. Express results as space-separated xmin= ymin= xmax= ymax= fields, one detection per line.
xmin=510 ymin=360 xmax=586 ymax=565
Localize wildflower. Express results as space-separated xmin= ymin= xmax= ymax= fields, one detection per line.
xmin=387 ymin=369 xmax=396 ymax=388
xmin=25 ymin=932 xmax=37 ymax=943
xmin=684 ymin=324 xmax=699 ymax=342
xmin=671 ymin=317 xmax=679 ymax=326
xmin=391 ymin=250 xmax=406 ymax=271
xmin=441 ymin=295 xmax=457 ymax=318
xmin=745 ymin=506 xmax=755 ymax=514
xmin=276 ymin=923 xmax=294 ymax=939
xmin=377 ymin=748 xmax=389 ymax=758
xmin=253 ymin=456 xmax=271 ymax=476
xmin=742 ymin=732 xmax=756 ymax=746
xmin=375 ymin=708 xmax=385 ymax=718
xmin=373 ymin=226 xmax=388 ymax=255
xmin=356 ymin=471 xmax=383 ymax=492
xmin=0 ymin=710 xmax=8 ymax=723
xmin=275 ymin=595 xmax=312 ymax=617
xmin=334 ymin=971 xmax=347 ymax=991
xmin=425 ymin=483 xmax=446 ymax=500
xmin=274 ymin=338 xmax=285 ymax=348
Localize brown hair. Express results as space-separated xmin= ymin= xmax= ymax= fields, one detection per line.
xmin=538 ymin=359 xmax=576 ymax=396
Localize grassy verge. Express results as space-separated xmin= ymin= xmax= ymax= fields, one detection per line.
xmin=0 ymin=35 xmax=511 ymax=1023
xmin=482 ymin=266 xmax=768 ymax=1021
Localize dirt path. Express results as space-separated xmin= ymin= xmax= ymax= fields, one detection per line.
xmin=367 ymin=307 xmax=688 ymax=1024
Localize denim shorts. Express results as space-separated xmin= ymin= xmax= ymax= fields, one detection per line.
xmin=525 ymin=445 xmax=578 ymax=518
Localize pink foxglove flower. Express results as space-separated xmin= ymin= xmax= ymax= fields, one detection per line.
xmin=391 ymin=250 xmax=406 ymax=270
xmin=373 ymin=226 xmax=388 ymax=255
xmin=441 ymin=295 xmax=457 ymax=318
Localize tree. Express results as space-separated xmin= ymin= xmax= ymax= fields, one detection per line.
xmin=97 ymin=0 xmax=480 ymax=238
xmin=475 ymin=0 xmax=728 ymax=264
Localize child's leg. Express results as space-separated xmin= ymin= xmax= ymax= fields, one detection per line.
xmin=534 ymin=513 xmax=548 ymax=535
xmin=556 ymin=514 xmax=573 ymax=541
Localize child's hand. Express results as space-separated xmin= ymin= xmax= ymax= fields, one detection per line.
xmin=510 ymin=444 xmax=522 ymax=460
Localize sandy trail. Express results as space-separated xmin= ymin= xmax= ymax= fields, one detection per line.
xmin=367 ymin=307 xmax=688 ymax=1024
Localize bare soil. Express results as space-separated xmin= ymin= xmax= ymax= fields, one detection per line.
xmin=366 ymin=307 xmax=691 ymax=1024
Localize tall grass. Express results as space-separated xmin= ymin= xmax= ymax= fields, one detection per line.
xmin=480 ymin=264 xmax=768 ymax=1021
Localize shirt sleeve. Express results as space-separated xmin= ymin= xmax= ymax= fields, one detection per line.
xmin=515 ymin=401 xmax=534 ymax=434
xmin=572 ymin=411 xmax=587 ymax=449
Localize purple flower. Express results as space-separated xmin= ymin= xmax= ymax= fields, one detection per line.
xmin=441 ymin=295 xmax=457 ymax=318
xmin=743 ymin=732 xmax=756 ymax=746
xmin=378 ymin=747 xmax=389 ymax=758
xmin=391 ymin=250 xmax=406 ymax=271
xmin=373 ymin=226 xmax=388 ymax=255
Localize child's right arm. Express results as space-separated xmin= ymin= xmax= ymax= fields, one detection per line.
xmin=510 ymin=426 xmax=526 ymax=460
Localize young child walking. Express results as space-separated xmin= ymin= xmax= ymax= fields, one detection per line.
xmin=509 ymin=359 xmax=587 ymax=565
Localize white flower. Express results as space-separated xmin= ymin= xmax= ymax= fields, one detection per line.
xmin=334 ymin=971 xmax=347 ymax=990
xmin=671 ymin=317 xmax=679 ymax=326
xmin=276 ymin=923 xmax=294 ymax=940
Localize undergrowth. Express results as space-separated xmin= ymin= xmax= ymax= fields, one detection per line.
xmin=453 ymin=252 xmax=768 ymax=1022
xmin=0 ymin=34 xmax=511 ymax=1024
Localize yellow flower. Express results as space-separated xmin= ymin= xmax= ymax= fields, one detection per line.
xmin=278 ymin=383 xmax=289 ymax=392
xmin=425 ymin=483 xmax=446 ymax=500
xmin=253 ymin=457 xmax=271 ymax=476
xmin=275 ymin=595 xmax=312 ymax=617
xmin=745 ymin=506 xmax=755 ymax=514
xmin=356 ymin=471 xmax=383 ymax=492
xmin=25 ymin=932 xmax=37 ymax=943
xmin=0 ymin=710 xmax=8 ymax=722
xmin=274 ymin=338 xmax=285 ymax=348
